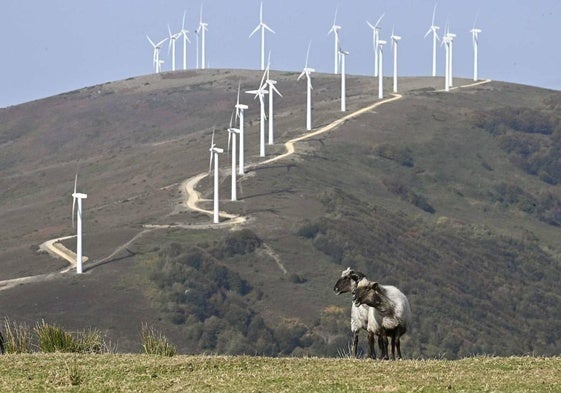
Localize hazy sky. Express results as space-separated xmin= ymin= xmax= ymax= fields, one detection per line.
xmin=1 ymin=0 xmax=559 ymax=108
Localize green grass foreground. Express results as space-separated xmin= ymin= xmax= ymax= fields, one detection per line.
xmin=0 ymin=355 xmax=560 ymax=392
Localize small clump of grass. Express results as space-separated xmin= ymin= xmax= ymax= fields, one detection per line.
xmin=140 ymin=323 xmax=176 ymax=356
xmin=3 ymin=317 xmax=33 ymax=354
xmin=35 ymin=320 xmax=78 ymax=353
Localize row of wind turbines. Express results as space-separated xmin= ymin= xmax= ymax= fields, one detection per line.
xmin=67 ymin=3 xmax=483 ymax=274
xmin=146 ymin=2 xmax=483 ymax=95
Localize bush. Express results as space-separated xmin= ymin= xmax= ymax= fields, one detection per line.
xmin=222 ymin=229 xmax=263 ymax=257
xmin=35 ymin=320 xmax=78 ymax=353
xmin=2 ymin=317 xmax=32 ymax=354
xmin=140 ymin=324 xmax=176 ymax=356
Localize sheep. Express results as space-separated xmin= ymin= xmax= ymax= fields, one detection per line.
xmin=352 ymin=278 xmax=411 ymax=360
xmin=333 ymin=267 xmax=381 ymax=359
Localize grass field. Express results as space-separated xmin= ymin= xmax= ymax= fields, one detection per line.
xmin=0 ymin=354 xmax=559 ymax=392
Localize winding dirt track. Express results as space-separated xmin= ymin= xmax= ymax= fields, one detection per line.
xmin=0 ymin=79 xmax=491 ymax=291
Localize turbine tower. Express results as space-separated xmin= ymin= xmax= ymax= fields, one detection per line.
xmin=328 ymin=6 xmax=342 ymax=74
xmin=339 ymin=48 xmax=349 ymax=112
xmin=167 ymin=25 xmax=180 ymax=71
xmin=146 ymin=35 xmax=168 ymax=73
xmin=179 ymin=10 xmax=191 ymax=70
xmin=227 ymin=111 xmax=240 ymax=201
xmin=264 ymin=56 xmax=282 ymax=145
xmin=297 ymin=41 xmax=315 ymax=131
xmin=470 ymin=19 xmax=481 ymax=81
xmin=246 ymin=71 xmax=269 ymax=157
xmin=249 ymin=1 xmax=275 ymax=71
xmin=208 ymin=128 xmax=224 ymax=223
xmin=367 ymin=13 xmax=384 ymax=77
xmin=197 ymin=3 xmax=208 ymax=69
xmin=391 ymin=29 xmax=402 ymax=93
xmin=235 ymin=82 xmax=249 ymax=175
xmin=446 ymin=28 xmax=456 ymax=88
xmin=442 ymin=33 xmax=452 ymax=91
xmin=72 ymin=174 xmax=87 ymax=274
xmin=424 ymin=4 xmax=440 ymax=77
xmin=377 ymin=39 xmax=386 ymax=99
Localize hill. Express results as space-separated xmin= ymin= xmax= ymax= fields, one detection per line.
xmin=1 ymin=70 xmax=561 ymax=358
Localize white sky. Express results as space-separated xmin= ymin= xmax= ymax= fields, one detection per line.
xmin=1 ymin=0 xmax=560 ymax=108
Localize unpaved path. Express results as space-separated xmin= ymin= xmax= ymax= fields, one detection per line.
xmin=0 ymin=79 xmax=491 ymax=290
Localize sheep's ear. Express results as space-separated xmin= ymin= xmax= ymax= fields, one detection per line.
xmin=370 ymin=282 xmax=380 ymax=291
xmin=350 ymin=272 xmax=359 ymax=281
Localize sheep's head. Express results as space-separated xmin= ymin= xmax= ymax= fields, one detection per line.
xmin=352 ymin=279 xmax=380 ymax=307
xmin=333 ymin=267 xmax=366 ymax=295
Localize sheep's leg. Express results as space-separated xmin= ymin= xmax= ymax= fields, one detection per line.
xmin=367 ymin=331 xmax=376 ymax=359
xmin=378 ymin=334 xmax=389 ymax=360
xmin=390 ymin=334 xmax=396 ymax=360
xmin=396 ymin=334 xmax=402 ymax=360
xmin=352 ymin=332 xmax=359 ymax=358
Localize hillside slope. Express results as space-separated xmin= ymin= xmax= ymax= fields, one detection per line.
xmin=1 ymin=70 xmax=560 ymax=358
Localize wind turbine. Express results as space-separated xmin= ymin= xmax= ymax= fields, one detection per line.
xmin=442 ymin=33 xmax=452 ymax=91
xmin=339 ymin=47 xmax=349 ymax=112
xmin=235 ymin=82 xmax=248 ymax=175
xmin=146 ymin=35 xmax=168 ymax=73
xmin=297 ymin=41 xmax=315 ymax=131
xmin=424 ymin=4 xmax=440 ymax=77
xmin=197 ymin=3 xmax=208 ymax=69
xmin=367 ymin=13 xmax=385 ymax=77
xmin=391 ymin=28 xmax=402 ymax=93
xmin=377 ymin=39 xmax=386 ymax=99
xmin=179 ymin=10 xmax=191 ymax=70
xmin=249 ymin=1 xmax=275 ymax=71
xmin=246 ymin=70 xmax=269 ymax=157
xmin=470 ymin=17 xmax=481 ymax=81
xmin=167 ymin=25 xmax=180 ymax=71
xmin=227 ymin=111 xmax=240 ymax=201
xmin=264 ymin=55 xmax=282 ymax=145
xmin=446 ymin=26 xmax=456 ymax=88
xmin=328 ymin=6 xmax=342 ymax=74
xmin=208 ymin=128 xmax=224 ymax=223
xmin=71 ymin=174 xmax=87 ymax=274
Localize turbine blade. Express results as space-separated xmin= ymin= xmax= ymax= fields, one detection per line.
xmin=236 ymin=81 xmax=241 ymax=106
xmin=432 ymin=3 xmax=438 ymax=25
xmin=263 ymin=24 xmax=275 ymax=34
xmin=227 ymin=130 xmax=232 ymax=153
xmin=146 ymin=35 xmax=156 ymax=47
xmin=305 ymin=41 xmax=312 ymax=68
xmin=182 ymin=10 xmax=187 ymax=30
xmin=272 ymin=84 xmax=282 ymax=97
xmin=72 ymin=173 xmax=77 ymax=228
xmin=374 ymin=13 xmax=385 ymax=28
xmin=424 ymin=28 xmax=432 ymax=38
xmin=249 ymin=25 xmax=261 ymax=38
xmin=367 ymin=21 xmax=375 ymax=30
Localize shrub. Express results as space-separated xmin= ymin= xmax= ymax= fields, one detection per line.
xmin=2 ymin=317 xmax=32 ymax=354
xmin=140 ymin=324 xmax=176 ymax=356
xmin=35 ymin=320 xmax=78 ymax=353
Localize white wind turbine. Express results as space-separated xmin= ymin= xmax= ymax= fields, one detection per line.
xmin=72 ymin=174 xmax=87 ymax=274
xmin=367 ymin=13 xmax=385 ymax=77
xmin=227 ymin=111 xmax=240 ymax=201
xmin=264 ymin=55 xmax=282 ymax=145
xmin=249 ymin=1 xmax=275 ymax=71
xmin=179 ymin=10 xmax=191 ymax=70
xmin=391 ymin=28 xmax=402 ymax=93
xmin=197 ymin=3 xmax=208 ymax=69
xmin=209 ymin=128 xmax=224 ymax=223
xmin=235 ymin=82 xmax=249 ymax=175
xmin=377 ymin=39 xmax=386 ymax=99
xmin=442 ymin=33 xmax=452 ymax=91
xmin=445 ymin=26 xmax=456 ymax=88
xmin=470 ymin=17 xmax=481 ymax=81
xmin=246 ymin=70 xmax=269 ymax=157
xmin=297 ymin=41 xmax=315 ymax=131
xmin=328 ymin=6 xmax=342 ymax=74
xmin=167 ymin=25 xmax=180 ymax=71
xmin=146 ymin=35 xmax=168 ymax=73
xmin=424 ymin=4 xmax=440 ymax=77
xmin=339 ymin=47 xmax=349 ymax=112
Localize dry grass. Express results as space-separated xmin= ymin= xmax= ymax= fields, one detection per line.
xmin=0 ymin=354 xmax=559 ymax=392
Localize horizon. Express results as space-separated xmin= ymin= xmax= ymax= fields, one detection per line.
xmin=1 ymin=0 xmax=560 ymax=109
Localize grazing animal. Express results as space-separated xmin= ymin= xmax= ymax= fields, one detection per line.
xmin=352 ymin=278 xmax=411 ymax=360
xmin=333 ymin=268 xmax=381 ymax=359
